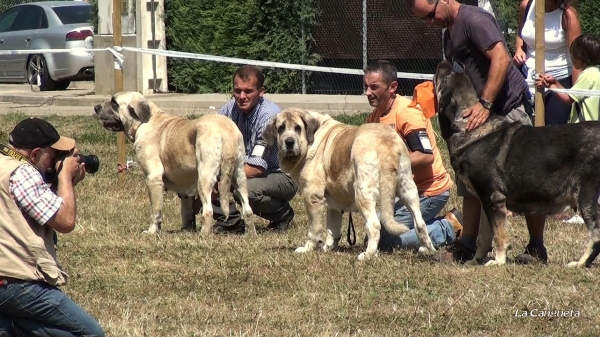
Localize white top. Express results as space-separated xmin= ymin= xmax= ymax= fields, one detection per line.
xmin=521 ymin=1 xmax=572 ymax=81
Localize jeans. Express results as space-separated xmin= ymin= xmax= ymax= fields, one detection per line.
xmin=379 ymin=190 xmax=455 ymax=250
xmin=0 ymin=281 xmax=104 ymax=337
xmin=213 ymin=171 xmax=298 ymax=226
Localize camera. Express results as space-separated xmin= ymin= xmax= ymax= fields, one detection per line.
xmin=76 ymin=154 xmax=100 ymax=174
xmin=44 ymin=152 xmax=101 ymax=184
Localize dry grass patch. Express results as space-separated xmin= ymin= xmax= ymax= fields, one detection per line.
xmin=1 ymin=113 xmax=598 ymax=336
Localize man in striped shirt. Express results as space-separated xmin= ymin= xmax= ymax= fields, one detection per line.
xmin=213 ymin=65 xmax=298 ymax=233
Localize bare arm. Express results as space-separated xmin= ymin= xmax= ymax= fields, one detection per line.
xmin=244 ymin=163 xmax=266 ymax=178
xmin=410 ymin=152 xmax=434 ymax=171
xmin=464 ymin=42 xmax=511 ymax=131
xmin=562 ymin=6 xmax=582 ymax=82
xmin=513 ymin=0 xmax=530 ymax=66
xmin=46 ymin=156 xmax=85 ymax=233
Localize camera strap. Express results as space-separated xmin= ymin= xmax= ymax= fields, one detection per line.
xmin=0 ymin=143 xmax=35 ymax=166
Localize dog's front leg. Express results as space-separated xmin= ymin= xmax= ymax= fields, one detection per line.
xmin=322 ymin=209 xmax=342 ymax=252
xmin=144 ymin=177 xmax=165 ymax=234
xmin=295 ymin=190 xmax=326 ymax=254
xmin=481 ymin=195 xmax=509 ymax=266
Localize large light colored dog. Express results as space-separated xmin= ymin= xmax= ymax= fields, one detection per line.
xmin=94 ymin=91 xmax=255 ymax=235
xmin=263 ymin=108 xmax=436 ymax=260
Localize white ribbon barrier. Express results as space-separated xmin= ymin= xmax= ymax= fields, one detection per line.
xmin=1 ymin=46 xmax=599 ymax=96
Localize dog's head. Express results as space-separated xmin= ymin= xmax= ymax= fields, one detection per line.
xmin=93 ymin=91 xmax=154 ymax=140
xmin=263 ymin=108 xmax=321 ymax=166
xmin=433 ymin=60 xmax=479 ymax=141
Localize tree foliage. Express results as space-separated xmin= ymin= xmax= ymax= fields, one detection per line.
xmin=164 ymin=0 xmax=321 ymax=94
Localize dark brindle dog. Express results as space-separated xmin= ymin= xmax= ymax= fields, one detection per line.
xmin=434 ymin=60 xmax=600 ymax=267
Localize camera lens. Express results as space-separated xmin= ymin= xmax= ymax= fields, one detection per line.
xmin=77 ymin=154 xmax=100 ymax=174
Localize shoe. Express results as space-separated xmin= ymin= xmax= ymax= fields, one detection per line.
xmin=515 ymin=244 xmax=548 ymax=264
xmin=265 ymin=208 xmax=295 ymax=232
xmin=444 ymin=208 xmax=464 ymax=240
xmin=436 ymin=242 xmax=475 ymax=264
xmin=211 ymin=220 xmax=245 ymax=235
xmin=563 ymin=215 xmax=584 ymax=225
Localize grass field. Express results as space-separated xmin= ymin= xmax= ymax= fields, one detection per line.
xmin=1 ymin=112 xmax=598 ymax=337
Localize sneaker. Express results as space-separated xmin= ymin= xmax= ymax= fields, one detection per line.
xmin=436 ymin=242 xmax=475 ymax=264
xmin=444 ymin=208 xmax=464 ymax=240
xmin=265 ymin=208 xmax=295 ymax=232
xmin=212 ymin=220 xmax=245 ymax=235
xmin=563 ymin=215 xmax=584 ymax=225
xmin=515 ymin=244 xmax=548 ymax=264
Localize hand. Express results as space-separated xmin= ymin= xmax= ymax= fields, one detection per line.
xmin=463 ymin=102 xmax=490 ymax=131
xmin=116 ymin=163 xmax=128 ymax=173
xmin=513 ymin=49 xmax=526 ymax=66
xmin=543 ymin=74 xmax=557 ymax=86
xmin=57 ymin=152 xmax=86 ymax=186
xmin=210 ymin=182 xmax=220 ymax=202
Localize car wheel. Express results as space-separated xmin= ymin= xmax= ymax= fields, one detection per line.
xmin=55 ymin=80 xmax=71 ymax=91
xmin=27 ymin=54 xmax=57 ymax=91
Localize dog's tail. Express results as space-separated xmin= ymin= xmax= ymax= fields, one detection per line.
xmin=379 ymin=159 xmax=410 ymax=236
xmin=218 ymin=152 xmax=235 ymax=222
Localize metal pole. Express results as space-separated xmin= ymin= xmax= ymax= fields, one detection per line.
xmin=362 ymin=0 xmax=367 ymax=70
xmin=113 ymin=0 xmax=127 ymax=179
xmin=301 ymin=2 xmax=306 ymax=95
xmin=534 ymin=0 xmax=545 ymax=126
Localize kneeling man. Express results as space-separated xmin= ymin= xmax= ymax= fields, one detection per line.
xmin=363 ymin=60 xmax=462 ymax=250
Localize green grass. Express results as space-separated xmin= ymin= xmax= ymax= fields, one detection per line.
xmin=1 ymin=114 xmax=598 ymax=336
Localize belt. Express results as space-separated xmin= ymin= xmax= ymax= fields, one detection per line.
xmin=0 ymin=277 xmax=21 ymax=286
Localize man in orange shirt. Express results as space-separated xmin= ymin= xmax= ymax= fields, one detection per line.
xmin=363 ymin=60 xmax=462 ymax=251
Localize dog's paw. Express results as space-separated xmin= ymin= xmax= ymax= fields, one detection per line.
xmin=418 ymin=246 xmax=437 ymax=256
xmin=464 ymin=259 xmax=481 ymax=266
xmin=295 ymin=246 xmax=312 ymax=254
xmin=357 ymin=251 xmax=378 ymax=261
xmin=484 ymin=259 xmax=505 ymax=267
xmin=567 ymin=261 xmax=584 ymax=268
xmin=143 ymin=227 xmax=159 ymax=234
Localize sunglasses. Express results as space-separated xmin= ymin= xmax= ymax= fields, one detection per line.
xmin=420 ymin=0 xmax=440 ymax=21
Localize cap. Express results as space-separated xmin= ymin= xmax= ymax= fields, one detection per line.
xmin=8 ymin=117 xmax=75 ymax=151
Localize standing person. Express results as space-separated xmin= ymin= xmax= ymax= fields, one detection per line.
xmin=0 ymin=118 xmax=104 ymax=337
xmin=411 ymin=0 xmax=548 ymax=264
xmin=514 ymin=0 xmax=582 ymax=125
xmin=363 ymin=60 xmax=463 ymax=251
xmin=537 ymin=34 xmax=600 ymax=123
xmin=212 ymin=65 xmax=298 ymax=234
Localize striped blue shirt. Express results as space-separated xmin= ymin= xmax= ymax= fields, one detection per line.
xmin=219 ymin=97 xmax=281 ymax=172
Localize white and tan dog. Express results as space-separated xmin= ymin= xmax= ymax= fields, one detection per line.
xmin=94 ymin=91 xmax=255 ymax=235
xmin=263 ymin=108 xmax=436 ymax=260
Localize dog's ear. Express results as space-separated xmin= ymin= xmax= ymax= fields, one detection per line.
xmin=127 ymin=95 xmax=152 ymax=123
xmin=263 ymin=116 xmax=278 ymax=148
xmin=300 ymin=111 xmax=320 ymax=145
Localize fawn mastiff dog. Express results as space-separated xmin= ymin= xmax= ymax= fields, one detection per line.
xmin=263 ymin=108 xmax=436 ymax=260
xmin=434 ymin=60 xmax=600 ymax=267
xmin=94 ymin=91 xmax=255 ymax=235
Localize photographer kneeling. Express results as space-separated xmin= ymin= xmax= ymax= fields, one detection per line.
xmin=0 ymin=118 xmax=104 ymax=337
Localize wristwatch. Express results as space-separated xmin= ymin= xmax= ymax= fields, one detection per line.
xmin=479 ymin=98 xmax=493 ymax=110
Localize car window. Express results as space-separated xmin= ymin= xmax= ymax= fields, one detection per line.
xmin=11 ymin=5 xmax=44 ymax=31
xmin=52 ymin=5 xmax=92 ymax=24
xmin=0 ymin=7 xmax=19 ymax=33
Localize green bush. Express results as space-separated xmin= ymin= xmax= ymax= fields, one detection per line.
xmin=164 ymin=0 xmax=320 ymax=94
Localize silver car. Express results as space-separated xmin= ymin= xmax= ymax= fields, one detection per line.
xmin=0 ymin=1 xmax=94 ymax=91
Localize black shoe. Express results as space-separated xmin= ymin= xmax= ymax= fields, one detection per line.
xmin=265 ymin=209 xmax=295 ymax=232
xmin=515 ymin=244 xmax=548 ymax=264
xmin=436 ymin=242 xmax=476 ymax=264
xmin=212 ymin=220 xmax=245 ymax=235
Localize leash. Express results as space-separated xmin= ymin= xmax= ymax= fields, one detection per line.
xmin=346 ymin=212 xmax=356 ymax=246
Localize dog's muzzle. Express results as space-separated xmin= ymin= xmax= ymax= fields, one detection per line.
xmin=281 ymin=136 xmax=300 ymax=158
